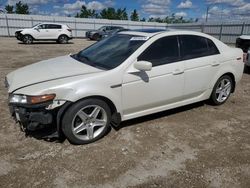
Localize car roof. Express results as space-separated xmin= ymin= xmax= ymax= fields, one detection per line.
xmin=38 ymin=22 xmax=64 ymax=25
xmin=119 ymin=29 xmax=214 ymax=38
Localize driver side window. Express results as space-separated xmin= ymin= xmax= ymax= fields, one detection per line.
xmin=37 ymin=24 xmax=46 ymax=29
xmin=138 ymin=36 xmax=180 ymax=67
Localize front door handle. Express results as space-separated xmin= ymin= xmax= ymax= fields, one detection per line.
xmin=172 ymin=69 xmax=184 ymax=75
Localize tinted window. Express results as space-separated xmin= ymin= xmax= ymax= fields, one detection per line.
xmin=74 ymin=34 xmax=146 ymax=69
xmin=180 ymin=35 xmax=219 ymax=60
xmin=105 ymin=26 xmax=111 ymax=30
xmin=207 ymin=39 xmax=220 ymax=55
xmin=47 ymin=24 xmax=62 ymax=29
xmin=38 ymin=24 xmax=46 ymax=29
xmin=138 ymin=36 xmax=180 ymax=67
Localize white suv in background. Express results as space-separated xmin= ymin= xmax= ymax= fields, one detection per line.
xmin=15 ymin=23 xmax=73 ymax=44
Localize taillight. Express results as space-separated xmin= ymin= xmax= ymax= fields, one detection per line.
xmin=67 ymin=29 xmax=72 ymax=32
xmin=243 ymin=53 xmax=247 ymax=63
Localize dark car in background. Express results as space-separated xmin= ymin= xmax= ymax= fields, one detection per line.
xmin=236 ymin=35 xmax=250 ymax=53
xmin=85 ymin=26 xmax=124 ymax=40
xmin=236 ymin=35 xmax=250 ymax=71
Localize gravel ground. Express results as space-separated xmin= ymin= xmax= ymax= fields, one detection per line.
xmin=0 ymin=37 xmax=250 ymax=188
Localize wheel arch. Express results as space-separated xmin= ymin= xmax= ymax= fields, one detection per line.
xmin=58 ymin=34 xmax=69 ymax=39
xmin=219 ymin=72 xmax=236 ymax=93
xmin=23 ymin=34 xmax=34 ymax=40
xmin=57 ymin=95 xmax=121 ymax=137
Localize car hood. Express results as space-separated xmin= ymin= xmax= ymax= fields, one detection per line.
xmin=6 ymin=55 xmax=103 ymax=92
xmin=15 ymin=29 xmax=23 ymax=32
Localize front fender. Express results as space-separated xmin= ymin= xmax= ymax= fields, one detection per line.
xmin=63 ymin=86 xmax=122 ymax=115
xmin=14 ymin=74 xmax=123 ymax=115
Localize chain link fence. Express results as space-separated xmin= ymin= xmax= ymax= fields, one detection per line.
xmin=1 ymin=14 xmax=250 ymax=44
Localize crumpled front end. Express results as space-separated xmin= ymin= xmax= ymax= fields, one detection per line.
xmin=15 ymin=30 xmax=23 ymax=41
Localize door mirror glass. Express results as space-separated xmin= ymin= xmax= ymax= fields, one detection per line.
xmin=134 ymin=61 xmax=152 ymax=71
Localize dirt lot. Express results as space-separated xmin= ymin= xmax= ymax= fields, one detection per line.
xmin=0 ymin=37 xmax=250 ymax=188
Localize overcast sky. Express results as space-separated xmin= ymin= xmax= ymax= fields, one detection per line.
xmin=1 ymin=0 xmax=250 ymax=20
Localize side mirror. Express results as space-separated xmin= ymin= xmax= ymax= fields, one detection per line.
xmin=34 ymin=27 xmax=39 ymax=31
xmin=134 ymin=60 xmax=152 ymax=71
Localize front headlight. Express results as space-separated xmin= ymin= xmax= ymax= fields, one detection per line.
xmin=9 ymin=94 xmax=56 ymax=104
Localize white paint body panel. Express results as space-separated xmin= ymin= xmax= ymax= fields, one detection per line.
xmin=6 ymin=30 xmax=244 ymax=121
xmin=19 ymin=23 xmax=72 ymax=40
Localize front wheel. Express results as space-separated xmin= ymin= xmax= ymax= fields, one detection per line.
xmin=62 ymin=99 xmax=111 ymax=145
xmin=92 ymin=33 xmax=100 ymax=41
xmin=22 ymin=35 xmax=33 ymax=44
xmin=210 ymin=75 xmax=233 ymax=105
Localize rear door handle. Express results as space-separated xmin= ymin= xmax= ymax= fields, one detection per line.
xmin=172 ymin=69 xmax=184 ymax=75
xmin=211 ymin=61 xmax=220 ymax=67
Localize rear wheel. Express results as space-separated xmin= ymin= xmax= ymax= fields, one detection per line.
xmin=210 ymin=75 xmax=233 ymax=105
xmin=62 ymin=99 xmax=111 ymax=145
xmin=58 ymin=35 xmax=68 ymax=44
xmin=22 ymin=35 xmax=33 ymax=44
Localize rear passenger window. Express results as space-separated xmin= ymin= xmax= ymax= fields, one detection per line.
xmin=180 ymin=35 xmax=220 ymax=60
xmin=138 ymin=36 xmax=180 ymax=67
xmin=48 ymin=24 xmax=62 ymax=29
xmin=207 ymin=39 xmax=220 ymax=55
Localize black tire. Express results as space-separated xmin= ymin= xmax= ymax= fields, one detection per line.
xmin=22 ymin=35 xmax=33 ymax=44
xmin=210 ymin=75 xmax=233 ymax=105
xmin=58 ymin=35 xmax=68 ymax=44
xmin=62 ymin=99 xmax=111 ymax=145
xmin=92 ymin=33 xmax=100 ymax=41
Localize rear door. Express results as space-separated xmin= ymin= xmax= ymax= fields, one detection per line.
xmin=180 ymin=35 xmax=220 ymax=99
xmin=47 ymin=24 xmax=62 ymax=39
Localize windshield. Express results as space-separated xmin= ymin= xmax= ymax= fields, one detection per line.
xmin=72 ymin=34 xmax=147 ymax=70
xmin=32 ymin=23 xmax=40 ymax=28
xmin=98 ymin=26 xmax=106 ymax=31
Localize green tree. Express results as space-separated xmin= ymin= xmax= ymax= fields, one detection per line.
xmin=75 ymin=12 xmax=80 ymax=18
xmin=130 ymin=9 xmax=139 ymax=21
xmin=116 ymin=8 xmax=128 ymax=20
xmin=100 ymin=7 xmax=117 ymax=19
xmin=5 ymin=5 xmax=14 ymax=13
xmin=140 ymin=17 xmax=146 ymax=22
xmin=15 ymin=1 xmax=29 ymax=14
xmin=78 ymin=5 xmax=98 ymax=18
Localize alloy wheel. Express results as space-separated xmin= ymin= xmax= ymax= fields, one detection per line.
xmin=215 ymin=78 xmax=232 ymax=103
xmin=71 ymin=105 xmax=107 ymax=141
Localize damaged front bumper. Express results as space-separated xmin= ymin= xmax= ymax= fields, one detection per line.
xmin=9 ymin=101 xmax=71 ymax=139
xmin=9 ymin=101 xmax=56 ymax=131
xmin=15 ymin=31 xmax=23 ymax=41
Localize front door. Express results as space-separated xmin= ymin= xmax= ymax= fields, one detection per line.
xmin=122 ymin=36 xmax=185 ymax=117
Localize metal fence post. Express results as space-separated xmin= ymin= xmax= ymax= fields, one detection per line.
xmin=240 ymin=22 xmax=245 ymax=35
xmin=201 ymin=23 xmax=204 ymax=33
xmin=31 ymin=17 xmax=33 ymax=27
xmin=75 ymin=18 xmax=77 ymax=37
xmin=219 ymin=23 xmax=223 ymax=40
xmin=5 ymin=15 xmax=10 ymax=37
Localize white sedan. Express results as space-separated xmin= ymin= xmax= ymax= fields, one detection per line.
xmin=6 ymin=30 xmax=244 ymax=144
